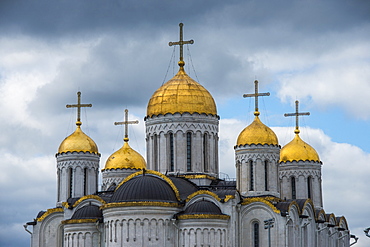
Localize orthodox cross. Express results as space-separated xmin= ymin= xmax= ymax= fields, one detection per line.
xmin=169 ymin=23 xmax=194 ymax=65
xmin=66 ymin=91 xmax=92 ymax=126
xmin=284 ymin=100 xmax=310 ymax=134
xmin=114 ymin=109 xmax=139 ymax=142
xmin=243 ymin=80 xmax=270 ymax=116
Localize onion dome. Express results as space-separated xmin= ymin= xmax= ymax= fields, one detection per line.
xmin=183 ymin=200 xmax=223 ymax=215
xmin=111 ymin=173 xmax=178 ymax=203
xmin=103 ymin=138 xmax=146 ymax=171
xmin=147 ymin=64 xmax=217 ymax=117
xmin=71 ymin=205 xmax=102 ymax=220
xmin=280 ymin=134 xmax=320 ymax=163
xmin=236 ymin=115 xmax=278 ymax=146
xmin=58 ymin=122 xmax=99 ymax=154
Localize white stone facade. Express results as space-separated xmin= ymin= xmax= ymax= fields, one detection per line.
xmin=56 ymin=151 xmax=100 ymax=206
xmin=235 ymin=144 xmax=280 ymax=197
xmin=102 ymin=206 xmax=179 ymax=247
xmin=63 ymin=223 xmax=102 ymax=247
xmin=145 ymin=113 xmax=219 ymax=178
xmin=279 ymin=160 xmax=323 ymax=209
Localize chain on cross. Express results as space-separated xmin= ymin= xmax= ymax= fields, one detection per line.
xmin=169 ymin=23 xmax=194 ymax=67
xmin=243 ymin=80 xmax=270 ymax=116
xmin=284 ymin=100 xmax=310 ymax=134
xmin=66 ymin=91 xmax=92 ymax=126
xmin=114 ymin=109 xmax=139 ymax=142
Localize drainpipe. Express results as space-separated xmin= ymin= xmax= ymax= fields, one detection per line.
xmin=23 ymin=224 xmax=32 ymax=235
xmin=24 ymin=224 xmax=33 ymax=247
xmin=350 ymin=235 xmax=359 ymax=246
xmin=364 ymin=227 xmax=370 ymax=238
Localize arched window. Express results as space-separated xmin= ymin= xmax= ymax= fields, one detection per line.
xmin=69 ymin=167 xmax=73 ymax=198
xmin=264 ymin=160 xmax=269 ymax=191
xmin=169 ymin=133 xmax=174 ymax=172
xmin=203 ymin=133 xmax=208 ymax=172
xmin=307 ymin=176 xmax=312 ymax=199
xmin=249 ymin=160 xmax=254 ymax=191
xmin=291 ymin=177 xmax=296 ymax=199
xmin=253 ymin=222 xmax=259 ymax=247
xmin=186 ymin=132 xmax=192 ymax=171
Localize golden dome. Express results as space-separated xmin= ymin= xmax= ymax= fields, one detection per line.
xmin=147 ymin=66 xmax=217 ymax=117
xmin=279 ymin=134 xmax=320 ymax=163
xmin=236 ymin=116 xmax=278 ymax=146
xmin=58 ymin=124 xmax=98 ymax=154
xmin=103 ymin=139 xmax=146 ymax=171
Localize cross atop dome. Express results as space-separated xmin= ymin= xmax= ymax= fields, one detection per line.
xmin=243 ymin=80 xmax=270 ymax=116
xmin=284 ymin=100 xmax=310 ymax=134
xmin=169 ymin=23 xmax=194 ymax=67
xmin=66 ymin=91 xmax=92 ymax=126
xmin=114 ymin=109 xmax=139 ymax=142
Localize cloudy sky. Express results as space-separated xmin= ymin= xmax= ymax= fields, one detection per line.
xmin=1 ymin=0 xmax=370 ymax=246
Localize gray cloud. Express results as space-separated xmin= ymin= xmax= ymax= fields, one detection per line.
xmin=1 ymin=1 xmax=370 ymax=246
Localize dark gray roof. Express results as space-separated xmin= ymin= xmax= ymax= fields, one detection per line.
xmin=71 ymin=205 xmax=102 ymax=220
xmin=110 ymin=174 xmax=178 ymax=203
xmin=167 ymin=176 xmax=198 ymax=201
xmin=183 ymin=200 xmax=223 ymax=215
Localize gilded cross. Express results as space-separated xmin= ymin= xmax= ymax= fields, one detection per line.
xmin=284 ymin=100 xmax=310 ymax=134
xmin=169 ymin=23 xmax=194 ymax=65
xmin=243 ymin=80 xmax=270 ymax=116
xmin=114 ymin=109 xmax=139 ymax=142
xmin=66 ymin=91 xmax=92 ymax=125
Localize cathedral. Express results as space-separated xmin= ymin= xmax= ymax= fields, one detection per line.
xmin=26 ymin=23 xmax=354 ymax=247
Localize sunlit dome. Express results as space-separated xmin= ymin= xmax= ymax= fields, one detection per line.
xmin=103 ymin=139 xmax=146 ymax=171
xmin=58 ymin=124 xmax=99 ymax=154
xmin=279 ymin=134 xmax=320 ymax=163
xmin=147 ymin=64 xmax=217 ymax=117
xmin=236 ymin=116 xmax=278 ymax=146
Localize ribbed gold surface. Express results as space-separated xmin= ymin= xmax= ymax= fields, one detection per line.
xmin=279 ymin=134 xmax=320 ymax=163
xmin=103 ymin=142 xmax=146 ymax=170
xmin=58 ymin=126 xmax=98 ymax=154
xmin=236 ymin=116 xmax=278 ymax=146
xmin=147 ymin=67 xmax=217 ymax=117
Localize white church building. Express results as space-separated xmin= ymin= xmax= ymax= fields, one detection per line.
xmin=26 ymin=23 xmax=355 ymax=247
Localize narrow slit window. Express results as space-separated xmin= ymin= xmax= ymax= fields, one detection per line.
xmin=186 ymin=132 xmax=192 ymax=171
xmin=154 ymin=134 xmax=158 ymax=171
xmin=69 ymin=167 xmax=73 ymax=198
xmin=291 ymin=177 xmax=296 ymax=199
xmin=264 ymin=160 xmax=269 ymax=191
xmin=203 ymin=133 xmax=208 ymax=172
xmin=253 ymin=222 xmax=259 ymax=247
xmin=249 ymin=160 xmax=254 ymax=191
xmin=169 ymin=133 xmax=174 ymax=172
xmin=307 ymin=176 xmax=312 ymax=199
xmin=84 ymin=168 xmax=88 ymax=195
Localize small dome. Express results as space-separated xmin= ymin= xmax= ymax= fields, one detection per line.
xmin=71 ymin=205 xmax=102 ymax=220
xmin=58 ymin=125 xmax=98 ymax=154
xmin=183 ymin=200 xmax=222 ymax=215
xmin=236 ymin=116 xmax=278 ymax=146
xmin=103 ymin=140 xmax=146 ymax=171
xmin=147 ymin=66 xmax=217 ymax=117
xmin=111 ymin=174 xmax=178 ymax=203
xmin=280 ymin=134 xmax=320 ymax=163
